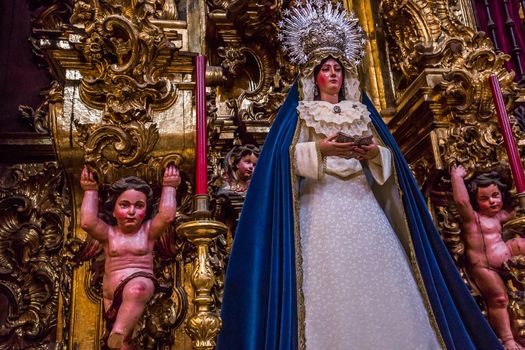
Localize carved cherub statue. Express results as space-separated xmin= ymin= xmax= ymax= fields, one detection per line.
xmin=451 ymin=165 xmax=525 ymax=350
xmin=80 ymin=165 xmax=180 ymax=350
xmin=218 ymin=144 xmax=259 ymax=196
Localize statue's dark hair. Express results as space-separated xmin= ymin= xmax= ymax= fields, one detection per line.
xmin=222 ymin=144 xmax=260 ymax=182
xmin=467 ymin=171 xmax=510 ymax=210
xmin=313 ymin=56 xmax=345 ymax=102
xmin=227 ymin=145 xmax=260 ymax=171
xmin=99 ymin=176 xmax=154 ymax=225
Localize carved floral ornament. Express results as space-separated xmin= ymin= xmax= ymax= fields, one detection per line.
xmin=380 ymin=0 xmax=475 ymax=83
xmin=0 ymin=164 xmax=71 ymax=349
xmin=379 ymin=0 xmax=516 ymax=171
xmin=66 ymin=0 xmax=187 ymax=184
xmin=432 ymin=34 xmax=516 ymax=171
xmin=70 ymin=0 xmax=179 ymax=123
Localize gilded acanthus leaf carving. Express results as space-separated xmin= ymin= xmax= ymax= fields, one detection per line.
xmin=185 ymin=313 xmax=222 ymax=349
xmin=381 ymin=0 xmax=477 ymax=87
xmin=217 ymin=46 xmax=247 ymax=77
xmin=71 ymin=1 xmax=178 ymax=121
xmin=19 ymin=81 xmax=64 ymax=134
xmin=70 ymin=0 xmax=183 ymax=183
xmin=0 ymin=164 xmax=71 ymax=349
xmin=76 ymin=121 xmax=159 ymax=167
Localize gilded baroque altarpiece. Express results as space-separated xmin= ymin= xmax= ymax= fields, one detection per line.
xmin=2 ymin=0 xmax=525 ymax=349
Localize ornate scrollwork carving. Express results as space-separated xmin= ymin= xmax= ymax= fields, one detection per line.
xmin=70 ymin=0 xmax=183 ymax=184
xmin=381 ymin=0 xmax=477 ymax=88
xmin=217 ymin=45 xmax=247 ymax=77
xmin=70 ymin=0 xmax=178 ymax=129
xmin=503 ymin=256 xmax=525 ymax=339
xmin=383 ymin=0 xmax=517 ymax=181
xmin=71 ymin=1 xmax=178 ymax=118
xmin=29 ymin=0 xmax=75 ymax=68
xmin=0 ymin=163 xmax=71 ymax=349
xmin=433 ymin=36 xmax=515 ymax=170
xmin=240 ymin=44 xmax=275 ymax=102
xmin=238 ymin=92 xmax=286 ymax=121
xmin=380 ymin=2 xmax=435 ymax=83
xmin=76 ymin=121 xmax=159 ymax=166
xmin=159 ymin=0 xmax=179 ymax=20
xmin=207 ymin=1 xmax=296 ymax=149
xmin=30 ymin=0 xmax=74 ymax=31
xmin=19 ymin=81 xmax=64 ymax=134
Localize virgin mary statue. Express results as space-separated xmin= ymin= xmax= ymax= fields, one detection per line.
xmin=217 ymin=2 xmax=502 ymax=349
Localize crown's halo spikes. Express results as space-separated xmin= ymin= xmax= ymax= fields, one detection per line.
xmin=278 ymin=1 xmax=366 ymax=68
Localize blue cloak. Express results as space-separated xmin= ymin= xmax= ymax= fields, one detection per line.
xmin=216 ymin=83 xmax=502 ymax=350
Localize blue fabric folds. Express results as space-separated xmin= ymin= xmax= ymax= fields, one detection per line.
xmin=216 ymin=83 xmax=299 ymax=350
xmin=217 ymin=83 xmax=503 ymax=350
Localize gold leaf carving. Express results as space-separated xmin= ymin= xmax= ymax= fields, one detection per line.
xmin=78 ymin=121 xmax=159 ymax=166
xmin=71 ymin=0 xmax=178 ymax=121
xmin=0 ymin=164 xmax=71 ymax=349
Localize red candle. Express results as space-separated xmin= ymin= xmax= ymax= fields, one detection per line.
xmin=195 ymin=55 xmax=207 ymax=195
xmin=488 ymin=75 xmax=525 ymax=193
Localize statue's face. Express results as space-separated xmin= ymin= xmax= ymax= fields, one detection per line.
xmin=236 ymin=153 xmax=258 ymax=181
xmin=113 ymin=189 xmax=148 ymax=233
xmin=476 ymin=184 xmax=503 ymax=217
xmin=315 ymin=58 xmax=343 ymax=98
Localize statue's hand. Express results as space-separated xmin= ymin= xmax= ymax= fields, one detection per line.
xmin=80 ymin=166 xmax=98 ymax=191
xmin=353 ymin=142 xmax=379 ymax=160
xmin=163 ymin=165 xmax=181 ymax=188
xmin=317 ymin=134 xmax=357 ymax=158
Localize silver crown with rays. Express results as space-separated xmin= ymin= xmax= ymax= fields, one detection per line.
xmin=277 ymin=0 xmax=366 ymax=68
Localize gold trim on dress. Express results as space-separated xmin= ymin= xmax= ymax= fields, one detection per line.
xmin=325 ymin=169 xmax=364 ymax=181
xmin=290 ymin=116 xmax=307 ymax=350
xmin=315 ymin=140 xmax=323 ymax=180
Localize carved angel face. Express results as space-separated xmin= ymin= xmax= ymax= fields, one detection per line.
xmin=476 ymin=184 xmax=503 ymax=217
xmin=236 ymin=153 xmax=258 ymax=182
xmin=112 ymin=189 xmax=148 ymax=233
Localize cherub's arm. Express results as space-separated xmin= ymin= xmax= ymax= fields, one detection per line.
xmin=500 ymin=208 xmax=516 ymax=223
xmin=149 ymin=165 xmax=180 ymax=239
xmin=450 ymin=165 xmax=476 ymax=224
xmin=80 ymin=167 xmax=110 ymax=241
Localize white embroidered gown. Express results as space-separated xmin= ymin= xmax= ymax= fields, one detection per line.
xmin=293 ymin=100 xmax=441 ymax=350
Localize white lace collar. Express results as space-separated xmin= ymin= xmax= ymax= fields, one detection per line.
xmin=297 ymin=100 xmax=372 ymax=138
